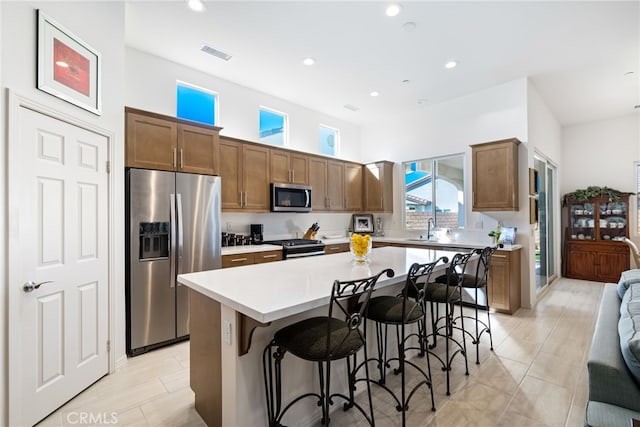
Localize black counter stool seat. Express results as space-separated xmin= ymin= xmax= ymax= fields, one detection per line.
xmin=423 ymin=250 xmax=474 ymax=395
xmin=433 ymin=245 xmax=501 ymax=365
xmin=263 ymin=268 xmax=394 ymax=427
xmin=355 ymin=258 xmax=447 ymax=426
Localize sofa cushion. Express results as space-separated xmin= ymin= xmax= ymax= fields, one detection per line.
xmin=617 ymin=269 xmax=640 ymax=299
xmin=619 ymin=283 xmax=640 ymax=384
xmin=585 ymin=401 xmax=640 ymax=427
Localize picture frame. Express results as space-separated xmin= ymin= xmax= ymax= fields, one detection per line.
xmin=37 ymin=10 xmax=102 ymax=115
xmin=352 ymin=214 xmax=374 ymax=233
xmin=498 ymin=226 xmax=517 ymax=245
xmin=529 ymin=168 xmax=539 ymax=196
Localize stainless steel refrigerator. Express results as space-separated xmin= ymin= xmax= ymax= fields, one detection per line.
xmin=126 ymin=168 xmax=221 ymax=356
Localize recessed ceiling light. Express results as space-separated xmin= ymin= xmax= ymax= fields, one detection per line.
xmin=187 ymin=0 xmax=206 ymax=12
xmin=344 ymin=104 xmax=360 ymax=111
xmin=635 ymin=104 xmax=640 ymax=109
xmin=386 ymin=4 xmax=401 ymax=17
xmin=624 ymin=71 xmax=635 ymax=76
xmin=302 ymin=57 xmax=315 ymax=66
xmin=370 ymin=91 xmax=380 ymax=97
xmin=445 ymin=60 xmax=458 ymax=69
xmin=402 ymin=79 xmax=410 ymax=84
xmin=417 ymin=98 xmax=428 ymax=105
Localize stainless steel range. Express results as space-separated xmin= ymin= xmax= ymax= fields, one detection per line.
xmin=264 ymin=239 xmax=325 ymax=259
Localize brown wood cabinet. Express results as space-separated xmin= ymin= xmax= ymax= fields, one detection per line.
xmin=324 ymin=242 xmax=350 ymax=254
xmin=564 ymin=195 xmax=630 ymax=282
xmin=219 ymin=136 xmax=270 ymax=212
xmin=270 ymin=148 xmax=309 ymax=185
xmin=471 ymin=138 xmax=520 ymax=211
xmin=488 ymin=248 xmax=521 ymax=314
xmin=308 ymin=156 xmax=344 ymax=211
xmin=364 ymin=161 xmax=394 ymax=213
xmin=221 ymin=250 xmax=283 ymax=268
xmin=344 ymin=162 xmax=363 ymax=212
xmin=125 ymin=108 xmax=220 ymax=175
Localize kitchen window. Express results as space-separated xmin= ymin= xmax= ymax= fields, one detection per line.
xmin=319 ymin=125 xmax=339 ymax=156
xmin=403 ymin=154 xmax=465 ymax=230
xmin=176 ymin=81 xmax=218 ymax=126
xmin=259 ymin=107 xmax=288 ymax=146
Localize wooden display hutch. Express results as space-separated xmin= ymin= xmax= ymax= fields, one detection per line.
xmin=564 ymin=195 xmax=630 ymax=282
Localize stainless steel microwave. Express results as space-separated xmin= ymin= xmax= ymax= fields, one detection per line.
xmin=271 ymin=183 xmax=312 ymax=212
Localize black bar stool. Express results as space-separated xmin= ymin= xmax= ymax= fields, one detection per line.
xmin=424 ymin=250 xmax=474 ymax=395
xmin=262 ymin=268 xmax=394 ymax=426
xmin=357 ymin=257 xmax=447 ymax=425
xmin=447 ymin=245 xmax=501 ymax=364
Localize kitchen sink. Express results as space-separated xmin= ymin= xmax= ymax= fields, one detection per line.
xmin=405 ymin=238 xmax=439 ymax=242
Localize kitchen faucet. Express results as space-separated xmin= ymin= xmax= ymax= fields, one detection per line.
xmin=427 ymin=217 xmax=435 ymax=240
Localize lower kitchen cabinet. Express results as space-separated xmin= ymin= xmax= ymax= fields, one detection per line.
xmin=221 ymin=250 xmax=283 ymax=268
xmin=488 ymin=248 xmax=521 ymax=314
xmin=565 ymin=241 xmax=629 ymax=283
xmin=324 ymin=243 xmax=349 ymax=254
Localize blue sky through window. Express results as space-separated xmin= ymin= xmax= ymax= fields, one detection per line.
xmin=259 ymin=108 xmax=286 ymax=146
xmin=177 ymin=83 xmax=216 ymax=125
xmin=319 ymin=126 xmax=338 ymax=156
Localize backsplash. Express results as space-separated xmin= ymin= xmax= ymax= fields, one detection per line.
xmin=221 ymin=212 xmax=355 ymax=240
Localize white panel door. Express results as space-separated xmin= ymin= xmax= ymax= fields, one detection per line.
xmin=12 ymin=107 xmax=109 ymax=426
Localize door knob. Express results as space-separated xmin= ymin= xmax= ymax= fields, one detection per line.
xmin=23 ymin=280 xmax=53 ymax=293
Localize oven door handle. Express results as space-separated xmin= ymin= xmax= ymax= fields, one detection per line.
xmin=286 ymin=250 xmax=326 ymax=259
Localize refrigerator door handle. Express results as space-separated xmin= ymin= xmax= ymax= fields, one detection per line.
xmin=176 ymin=193 xmax=184 ymax=281
xmin=170 ymin=193 xmax=176 ymax=289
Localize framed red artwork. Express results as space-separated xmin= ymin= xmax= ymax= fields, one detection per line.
xmin=37 ymin=10 xmax=101 ymax=115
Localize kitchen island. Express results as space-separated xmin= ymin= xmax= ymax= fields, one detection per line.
xmin=178 ymin=246 xmax=460 ymax=427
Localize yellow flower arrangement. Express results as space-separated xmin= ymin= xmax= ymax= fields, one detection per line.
xmin=350 ymin=233 xmax=372 ymax=258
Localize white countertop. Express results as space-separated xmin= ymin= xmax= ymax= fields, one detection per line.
xmin=179 ymin=246 xmax=459 ymax=323
xmin=221 ymin=244 xmax=282 ymax=256
xmin=320 ymin=236 xmax=523 ymax=251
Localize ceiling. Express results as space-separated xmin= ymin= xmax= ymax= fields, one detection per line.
xmin=125 ymin=1 xmax=639 ymax=127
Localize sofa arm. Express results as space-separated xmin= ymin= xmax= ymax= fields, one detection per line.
xmin=587 ymin=285 xmax=640 ymax=412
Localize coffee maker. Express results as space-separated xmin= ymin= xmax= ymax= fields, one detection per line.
xmin=251 ymin=224 xmax=264 ymax=244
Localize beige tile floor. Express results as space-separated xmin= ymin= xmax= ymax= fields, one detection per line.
xmin=39 ymin=277 xmax=602 ymax=427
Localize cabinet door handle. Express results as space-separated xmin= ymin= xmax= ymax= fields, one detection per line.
xmin=492 ymin=254 xmax=507 ymax=259
xmin=262 ymin=254 xmax=277 ymax=259
xmin=291 ymin=170 xmax=295 ymax=182
xmin=173 ymin=148 xmax=177 ymax=168
xmin=180 ymin=149 xmax=184 ymax=169
xmin=231 ymin=257 xmax=248 ymax=262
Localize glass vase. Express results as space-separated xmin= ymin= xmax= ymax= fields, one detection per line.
xmin=350 ymin=238 xmax=372 ymax=263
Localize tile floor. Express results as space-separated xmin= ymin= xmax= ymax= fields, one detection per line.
xmin=39 ymin=277 xmax=602 ymax=427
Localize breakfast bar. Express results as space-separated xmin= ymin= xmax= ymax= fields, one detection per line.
xmin=177 ymin=246 xmax=460 ymax=427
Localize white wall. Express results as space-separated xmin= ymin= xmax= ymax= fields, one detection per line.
xmin=125 ymin=48 xmax=363 ymax=162
xmin=562 ymin=113 xmax=639 ymax=194
xmin=526 ymin=80 xmax=563 ymax=305
xmin=0 ymin=2 xmax=5 ymax=425
xmin=1 ymin=3 xmax=126 ymax=424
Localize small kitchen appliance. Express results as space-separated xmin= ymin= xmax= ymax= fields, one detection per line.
xmin=251 ymin=224 xmax=264 ymax=244
xmin=271 ymin=183 xmax=312 ymax=212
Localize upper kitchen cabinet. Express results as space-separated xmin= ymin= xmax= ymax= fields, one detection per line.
xmin=270 ymin=148 xmax=309 ymax=185
xmin=471 ymin=138 xmax=520 ymax=211
xmin=308 ymin=157 xmax=348 ymax=211
xmin=125 ymin=107 xmax=220 ymax=175
xmin=344 ymin=161 xmax=363 ymax=212
xmin=364 ymin=161 xmax=394 ymax=213
xmin=219 ymin=136 xmax=270 ymax=212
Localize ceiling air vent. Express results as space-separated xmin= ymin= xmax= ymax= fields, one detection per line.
xmin=344 ymin=104 xmax=360 ymax=111
xmin=200 ymin=44 xmax=232 ymax=61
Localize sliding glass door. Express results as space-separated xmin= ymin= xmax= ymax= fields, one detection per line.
xmin=535 ymin=155 xmax=557 ymax=291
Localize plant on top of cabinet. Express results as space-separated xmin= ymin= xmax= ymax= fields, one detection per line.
xmin=561 ymin=186 xmax=634 ymax=206
xmin=471 ymin=138 xmax=520 ymax=211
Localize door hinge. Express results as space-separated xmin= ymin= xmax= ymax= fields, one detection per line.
xmin=106 ymin=340 xmax=111 ymax=352
xmin=106 ymin=161 xmax=111 ymax=173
